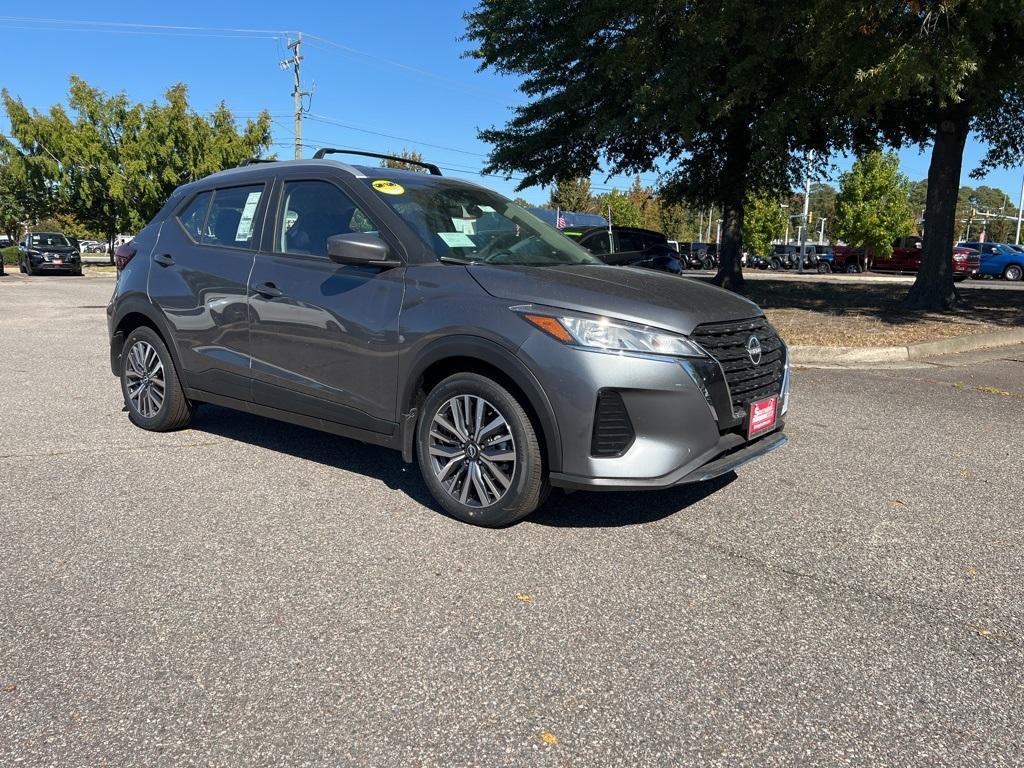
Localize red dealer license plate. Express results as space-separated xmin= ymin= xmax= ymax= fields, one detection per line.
xmin=747 ymin=396 xmax=778 ymax=438
xmin=52 ymin=259 xmax=63 ymax=265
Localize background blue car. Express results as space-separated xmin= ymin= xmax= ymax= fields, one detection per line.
xmin=957 ymin=242 xmax=1024 ymax=281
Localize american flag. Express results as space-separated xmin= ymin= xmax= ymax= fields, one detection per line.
xmin=556 ymin=208 xmax=566 ymax=229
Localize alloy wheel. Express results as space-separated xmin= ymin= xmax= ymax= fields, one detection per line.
xmin=124 ymin=340 xmax=166 ymax=418
xmin=428 ymin=395 xmax=516 ymax=508
xmin=1006 ymin=265 xmax=1023 ymax=281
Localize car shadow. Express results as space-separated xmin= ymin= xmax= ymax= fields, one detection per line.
xmin=186 ymin=404 xmax=734 ymax=529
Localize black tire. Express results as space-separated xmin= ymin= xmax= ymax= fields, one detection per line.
xmin=73 ymin=267 xmax=83 ymax=276
xmin=18 ymin=258 xmax=26 ymax=273
xmin=120 ymin=326 xmax=192 ymax=431
xmin=1004 ymin=264 xmax=1023 ymax=282
xmin=817 ymin=262 xmax=832 ymax=273
xmin=701 ymin=257 xmax=714 ymax=270
xmin=769 ymin=258 xmax=782 ymax=271
xmin=24 ymin=259 xmax=35 ymax=276
xmin=845 ymin=261 xmax=861 ymax=274
xmin=415 ymin=372 xmax=547 ymax=527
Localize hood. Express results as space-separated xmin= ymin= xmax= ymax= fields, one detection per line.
xmin=31 ymin=244 xmax=76 ymax=254
xmin=467 ymin=264 xmax=762 ymax=335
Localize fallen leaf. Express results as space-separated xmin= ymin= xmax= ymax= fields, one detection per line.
xmin=541 ymin=731 xmax=558 ymax=746
xmin=965 ymin=566 xmax=978 ymax=578
xmin=892 ymin=499 xmax=906 ymax=507
xmin=976 ymin=626 xmax=992 ymax=637
xmin=2 ymin=683 xmax=15 ymax=693
xmin=515 ymin=593 xmax=534 ymax=604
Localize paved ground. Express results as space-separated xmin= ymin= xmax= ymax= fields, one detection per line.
xmin=2 ymin=273 xmax=1022 ymax=767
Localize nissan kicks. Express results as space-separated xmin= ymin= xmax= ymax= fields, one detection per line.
xmin=108 ymin=150 xmax=790 ymax=526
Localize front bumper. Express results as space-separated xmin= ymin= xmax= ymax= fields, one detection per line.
xmin=550 ymin=428 xmax=787 ymax=490
xmin=518 ymin=330 xmax=790 ymax=491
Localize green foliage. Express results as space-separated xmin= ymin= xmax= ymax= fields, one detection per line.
xmin=742 ymin=194 xmax=786 ymax=257
xmin=2 ymin=76 xmax=272 ymax=241
xmin=547 ymin=177 xmax=595 ymax=213
xmin=2 ymin=246 xmax=19 ymax=265
xmin=597 ymin=188 xmax=642 ymax=228
xmin=465 ymin=0 xmax=858 ymax=289
xmin=834 ymin=152 xmax=912 ymax=258
xmin=381 ymin=147 xmax=429 ymax=172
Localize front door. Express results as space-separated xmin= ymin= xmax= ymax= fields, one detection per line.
xmin=248 ymin=176 xmax=404 ymax=435
xmin=148 ymin=182 xmax=268 ymax=400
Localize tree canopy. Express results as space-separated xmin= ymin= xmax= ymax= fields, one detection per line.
xmin=1 ymin=76 xmax=272 ymax=248
xmin=466 ymin=0 xmax=857 ymax=289
xmin=380 ymin=147 xmax=429 ymax=172
xmin=835 ymin=0 xmax=1024 ymax=308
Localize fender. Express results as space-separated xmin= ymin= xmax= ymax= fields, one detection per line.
xmin=108 ymin=293 xmax=184 ymax=379
xmin=400 ymin=334 xmax=563 ymax=473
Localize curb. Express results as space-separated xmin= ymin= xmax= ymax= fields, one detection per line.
xmin=790 ymin=326 xmax=1024 ymax=366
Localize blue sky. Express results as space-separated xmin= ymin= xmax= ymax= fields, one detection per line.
xmin=1 ymin=3 xmax=1022 ymax=209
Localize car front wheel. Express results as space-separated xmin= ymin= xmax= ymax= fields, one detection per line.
xmin=845 ymin=262 xmax=861 ymax=273
xmin=416 ymin=373 xmax=547 ymax=527
xmin=817 ymin=262 xmax=832 ymax=273
xmin=1004 ymin=264 xmax=1023 ymax=281
xmin=120 ymin=326 xmax=192 ymax=431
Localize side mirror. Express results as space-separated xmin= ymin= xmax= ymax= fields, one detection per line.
xmin=326 ymin=232 xmax=400 ymax=267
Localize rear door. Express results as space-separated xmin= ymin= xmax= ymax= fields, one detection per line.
xmin=148 ymin=181 xmax=269 ymax=400
xmin=247 ymin=172 xmax=405 ymax=435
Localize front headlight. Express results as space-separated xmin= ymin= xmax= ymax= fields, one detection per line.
xmin=518 ymin=309 xmax=707 ymax=358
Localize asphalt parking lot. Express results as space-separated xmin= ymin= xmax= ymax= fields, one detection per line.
xmin=2 ymin=273 xmax=1023 ymax=767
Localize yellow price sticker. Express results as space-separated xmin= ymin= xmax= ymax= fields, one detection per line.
xmin=372 ymin=180 xmax=405 ymax=195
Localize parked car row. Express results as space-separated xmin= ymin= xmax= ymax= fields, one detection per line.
xmin=956 ymin=241 xmax=1024 ymax=281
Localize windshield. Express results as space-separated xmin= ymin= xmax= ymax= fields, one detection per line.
xmin=363 ymin=176 xmax=603 ymax=266
xmin=30 ymin=233 xmax=71 ymax=248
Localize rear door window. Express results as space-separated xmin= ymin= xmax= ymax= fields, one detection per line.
xmin=202 ymin=185 xmax=265 ymax=249
xmin=177 ymin=191 xmax=213 ymax=242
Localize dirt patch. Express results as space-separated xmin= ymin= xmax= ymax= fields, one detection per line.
xmin=734 ymin=279 xmax=1024 ymax=347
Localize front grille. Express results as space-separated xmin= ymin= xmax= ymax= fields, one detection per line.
xmin=591 ymin=389 xmax=635 ymax=457
xmin=690 ymin=317 xmax=785 ymax=414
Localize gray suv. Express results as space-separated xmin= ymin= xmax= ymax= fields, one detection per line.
xmin=107 ymin=150 xmax=790 ymax=526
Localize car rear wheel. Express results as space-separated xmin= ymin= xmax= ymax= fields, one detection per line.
xmin=817 ymin=262 xmax=832 ymax=273
xmin=769 ymin=258 xmax=782 ymax=271
xmin=845 ymin=262 xmax=861 ymax=273
xmin=701 ymin=257 xmax=714 ymax=270
xmin=416 ymin=373 xmax=547 ymax=527
xmin=1004 ymin=264 xmax=1023 ymax=281
xmin=120 ymin=326 xmax=192 ymax=431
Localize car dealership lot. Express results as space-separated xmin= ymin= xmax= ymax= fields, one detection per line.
xmin=2 ymin=274 xmax=1023 ymax=766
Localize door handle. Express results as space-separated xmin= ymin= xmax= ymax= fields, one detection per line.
xmin=254 ymin=281 xmax=283 ymax=298
xmin=153 ymin=253 xmax=174 ymax=267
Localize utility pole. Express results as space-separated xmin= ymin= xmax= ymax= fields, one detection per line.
xmin=818 ymin=217 xmax=827 ymax=244
xmin=281 ymin=34 xmax=308 ymax=160
xmin=799 ymin=151 xmax=812 ymax=273
xmin=1016 ymin=172 xmax=1024 ymax=245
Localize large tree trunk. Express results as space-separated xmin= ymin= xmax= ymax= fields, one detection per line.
xmin=711 ymin=123 xmax=750 ymax=292
xmin=712 ymin=197 xmax=745 ymax=290
xmin=904 ymin=111 xmax=969 ymax=310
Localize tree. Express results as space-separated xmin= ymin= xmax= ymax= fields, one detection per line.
xmin=380 ymin=147 xmax=429 ymax=172
xmin=547 ymin=177 xmax=595 ymax=213
xmin=2 ymin=76 xmax=272 ymax=259
xmin=597 ymin=188 xmax=642 ymax=227
xmin=465 ymin=0 xmax=857 ymax=291
xmin=0 ymin=153 xmax=31 ymax=242
xmin=840 ymin=1 xmax=1024 ymax=309
xmin=742 ymin=194 xmax=786 ymax=259
xmin=833 ymin=152 xmax=913 ymax=259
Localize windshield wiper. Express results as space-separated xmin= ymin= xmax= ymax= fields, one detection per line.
xmin=438 ymin=255 xmax=480 ymax=265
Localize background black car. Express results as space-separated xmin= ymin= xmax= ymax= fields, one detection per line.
xmin=563 ymin=226 xmax=683 ymax=273
xmin=768 ymin=244 xmax=819 ymax=270
xmin=673 ymin=242 xmax=718 ymax=270
xmin=18 ymin=231 xmax=83 ymax=275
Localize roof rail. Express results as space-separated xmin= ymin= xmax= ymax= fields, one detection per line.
xmin=311 ymin=148 xmax=442 ymax=176
xmin=237 ymin=158 xmax=277 ymax=167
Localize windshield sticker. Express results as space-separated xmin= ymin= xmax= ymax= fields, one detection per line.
xmin=372 ymin=180 xmax=405 ymax=195
xmin=437 ymin=232 xmax=476 ymax=248
xmin=477 ymin=205 xmax=496 ymax=213
xmin=236 ymin=191 xmax=262 ymax=241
